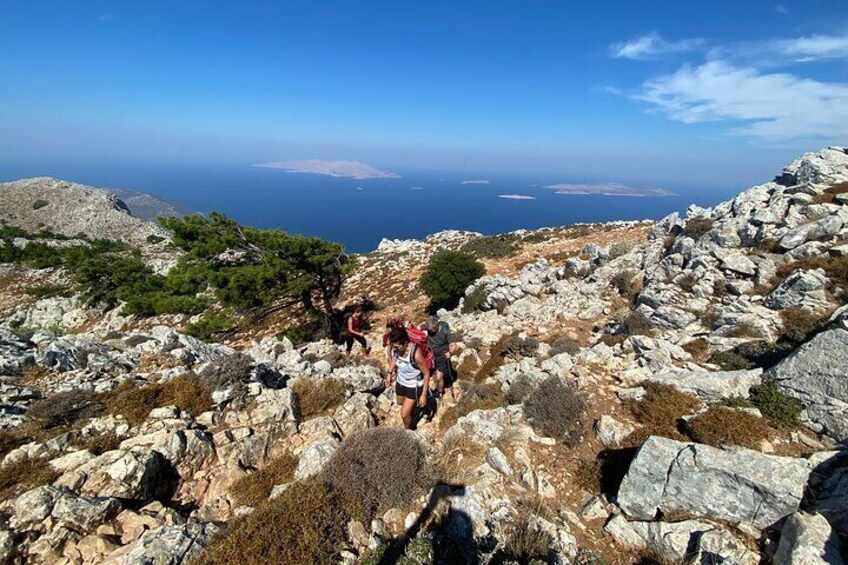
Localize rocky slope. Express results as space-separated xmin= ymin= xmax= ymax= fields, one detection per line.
xmin=0 ymin=148 xmax=846 ymax=564
xmin=0 ymin=178 xmax=171 ymax=246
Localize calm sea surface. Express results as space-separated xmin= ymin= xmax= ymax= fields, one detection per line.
xmin=0 ymin=159 xmax=739 ymax=253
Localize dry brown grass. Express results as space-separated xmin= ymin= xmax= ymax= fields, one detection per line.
xmin=158 ymin=373 xmax=213 ymax=416
xmin=101 ymin=380 xmax=162 ymax=426
xmin=440 ymin=382 xmax=504 ymax=430
xmin=812 ymin=181 xmax=848 ymax=204
xmin=775 ymin=254 xmax=848 ymax=299
xmin=440 ymin=435 xmax=488 ymax=485
xmin=681 ymin=338 xmax=710 ymax=362
xmin=686 ymin=406 xmax=773 ymax=450
xmin=79 ymin=431 xmax=121 ymax=455
xmin=0 ymin=458 xmax=59 ymax=500
xmin=627 ymin=382 xmax=701 ymax=443
xmin=780 ymin=307 xmax=827 ymax=345
xmin=231 ymin=453 xmax=298 ymax=507
xmin=682 ymin=217 xmax=714 ymax=240
xmin=501 ymin=509 xmax=555 ymax=562
xmin=196 ymin=479 xmax=347 ymax=565
xmin=139 ymin=351 xmax=185 ymax=372
xmin=320 ymin=428 xmax=435 ymax=522
xmin=523 ymin=376 xmax=588 ymax=446
xmin=289 ymin=378 xmax=347 ymax=419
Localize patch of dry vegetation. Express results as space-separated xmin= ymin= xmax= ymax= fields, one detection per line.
xmin=686 ymin=406 xmax=773 ymax=450
xmin=440 ymin=382 xmax=504 ymax=430
xmin=26 ymin=390 xmax=104 ymax=431
xmin=440 ymin=435 xmax=488 ymax=485
xmin=523 ymin=376 xmax=588 ymax=445
xmin=0 ymin=458 xmax=59 ymax=500
xmin=682 ymin=217 xmax=714 ymax=240
xmin=79 ymin=431 xmax=121 ymax=455
xmin=627 ymin=383 xmax=701 ymax=443
xmin=320 ymin=428 xmax=435 ymax=522
xmin=289 ymin=378 xmax=347 ymax=419
xmin=158 ymin=373 xmax=213 ymax=416
xmin=775 ymin=254 xmax=848 ymax=301
xmin=231 ymin=453 xmax=298 ymax=507
xmin=197 ymin=480 xmax=347 ymax=565
xmin=681 ymin=338 xmax=710 ymax=362
xmin=812 ymin=181 xmax=848 ymax=204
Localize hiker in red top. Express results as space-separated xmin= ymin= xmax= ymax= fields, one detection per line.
xmin=345 ymin=307 xmax=370 ymax=357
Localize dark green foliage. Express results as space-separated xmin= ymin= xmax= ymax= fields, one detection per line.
xmin=184 ymin=310 xmax=236 ymax=342
xmin=709 ymin=350 xmax=756 ymax=371
xmin=146 ymin=234 xmax=166 ymax=244
xmin=160 ymin=212 xmax=353 ymax=316
xmin=749 ymin=379 xmax=803 ymax=429
xmin=461 ymin=285 xmax=488 ymax=313
xmin=460 ymin=234 xmax=519 ymax=259
xmin=24 ymin=284 xmax=71 ymax=299
xmin=419 ymin=250 xmax=485 ymax=309
xmin=32 ymin=199 xmax=49 ymax=210
xmin=27 ymin=390 xmax=104 ymax=430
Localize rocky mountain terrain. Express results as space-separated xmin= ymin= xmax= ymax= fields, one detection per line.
xmin=0 ymin=178 xmax=171 ymax=246
xmin=109 ymin=189 xmax=190 ymax=223
xmin=0 ymin=147 xmax=847 ymax=564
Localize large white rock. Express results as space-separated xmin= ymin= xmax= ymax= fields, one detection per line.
xmin=617 ymin=436 xmax=810 ymax=530
xmin=774 ymin=512 xmax=844 ymax=565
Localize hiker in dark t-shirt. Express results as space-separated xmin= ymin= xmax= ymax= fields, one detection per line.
xmin=422 ymin=316 xmax=452 ymax=396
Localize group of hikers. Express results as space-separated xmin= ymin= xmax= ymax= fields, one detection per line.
xmin=344 ymin=305 xmax=453 ymax=429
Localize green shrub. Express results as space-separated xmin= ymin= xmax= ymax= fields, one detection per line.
xmin=183 ymin=310 xmax=235 ymax=342
xmin=146 ymin=234 xmax=166 ymax=244
xmin=548 ymin=335 xmax=581 ymax=356
xmin=709 ymin=350 xmax=756 ymax=371
xmin=32 ymin=199 xmax=49 ymax=210
xmin=749 ymin=379 xmax=802 ymax=429
xmin=197 ymin=480 xmax=347 ymax=565
xmin=24 ymin=284 xmax=70 ymax=299
xmin=461 ymin=285 xmax=488 ymax=314
xmin=419 ymin=250 xmax=485 ymax=310
xmin=523 ymin=376 xmax=587 ymax=445
xmin=320 ymin=428 xmax=435 ymax=522
xmin=460 ymin=234 xmax=519 ymax=259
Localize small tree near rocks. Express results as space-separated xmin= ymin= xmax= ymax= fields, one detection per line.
xmin=419 ymin=250 xmax=485 ymax=310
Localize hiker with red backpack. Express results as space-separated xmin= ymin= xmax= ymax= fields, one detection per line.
xmin=385 ymin=325 xmax=433 ymax=429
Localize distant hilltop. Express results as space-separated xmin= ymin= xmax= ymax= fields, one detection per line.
xmin=0 ymin=177 xmax=186 ymax=246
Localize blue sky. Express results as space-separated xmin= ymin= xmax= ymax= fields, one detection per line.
xmin=1 ymin=1 xmax=846 ymax=187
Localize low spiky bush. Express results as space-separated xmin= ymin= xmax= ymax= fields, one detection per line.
xmin=158 ymin=373 xmax=213 ymax=416
xmin=548 ymin=335 xmax=581 ymax=356
xmin=749 ymin=379 xmax=803 ymax=430
xmin=682 ymin=217 xmax=714 ymax=240
xmin=523 ymin=376 xmax=587 ymax=445
xmin=320 ymin=429 xmax=435 ymax=522
xmin=26 ymin=390 xmax=104 ymax=430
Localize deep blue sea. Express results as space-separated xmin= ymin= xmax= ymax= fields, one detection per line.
xmin=0 ymin=159 xmax=740 ymax=253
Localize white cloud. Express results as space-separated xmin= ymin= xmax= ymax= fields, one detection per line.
xmin=255 ymin=159 xmax=399 ymax=179
xmin=498 ymin=194 xmax=536 ymax=200
xmin=634 ymin=59 xmax=848 ymax=141
xmin=545 ymin=182 xmax=675 ymax=197
xmin=610 ymin=33 xmax=703 ymax=60
xmin=462 ymin=179 xmax=490 ymax=185
xmin=769 ymin=34 xmax=848 ymax=61
xmin=775 ymin=3 xmax=789 ymax=14
xmin=410 ymin=186 xmax=424 ymax=190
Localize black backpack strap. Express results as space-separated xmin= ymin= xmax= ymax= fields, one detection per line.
xmin=409 ymin=343 xmax=419 ymax=370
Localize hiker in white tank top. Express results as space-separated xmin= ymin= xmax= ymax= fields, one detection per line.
xmin=385 ymin=326 xmax=431 ymax=429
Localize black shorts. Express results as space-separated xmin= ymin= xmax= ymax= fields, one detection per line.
xmin=345 ymin=334 xmax=367 ymax=352
xmin=434 ymin=356 xmax=450 ymax=375
xmin=396 ymin=382 xmax=423 ymax=401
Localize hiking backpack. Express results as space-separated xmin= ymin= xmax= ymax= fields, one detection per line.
xmin=406 ymin=326 xmax=436 ymax=370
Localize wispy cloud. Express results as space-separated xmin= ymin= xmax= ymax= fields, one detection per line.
xmin=255 ymin=159 xmax=399 ymax=179
xmin=98 ymin=13 xmax=113 ymax=21
xmin=767 ymin=34 xmax=848 ymax=61
xmin=610 ymin=32 xmax=703 ymax=60
xmin=498 ymin=194 xmax=536 ymax=200
xmin=634 ymin=59 xmax=848 ymax=142
xmin=775 ymin=3 xmax=789 ymax=14
xmin=545 ymin=182 xmax=675 ymax=197
xmin=461 ymin=179 xmax=490 ymax=185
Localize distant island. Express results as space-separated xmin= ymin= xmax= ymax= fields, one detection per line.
xmin=545 ymin=181 xmax=676 ymax=197
xmin=255 ymin=159 xmax=400 ymax=179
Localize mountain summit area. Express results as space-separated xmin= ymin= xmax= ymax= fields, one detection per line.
xmin=0 ymin=147 xmax=846 ymax=564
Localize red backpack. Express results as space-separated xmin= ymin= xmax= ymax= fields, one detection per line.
xmin=406 ymin=327 xmax=435 ymax=370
